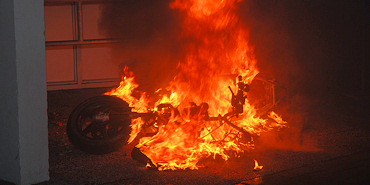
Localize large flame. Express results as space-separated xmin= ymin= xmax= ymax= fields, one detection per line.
xmin=106 ymin=0 xmax=286 ymax=170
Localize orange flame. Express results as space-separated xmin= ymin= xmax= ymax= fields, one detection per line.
xmin=106 ymin=0 xmax=287 ymax=170
xmin=253 ymin=159 xmax=263 ymax=171
xmin=105 ymin=66 xmax=148 ymax=143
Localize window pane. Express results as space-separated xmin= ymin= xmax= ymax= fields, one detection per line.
xmin=82 ymin=4 xmax=109 ymax=40
xmin=80 ymin=45 xmax=121 ymax=81
xmin=45 ymin=5 xmax=74 ymax=41
xmin=46 ymin=46 xmax=76 ymax=83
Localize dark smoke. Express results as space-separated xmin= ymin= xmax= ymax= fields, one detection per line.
xmin=237 ymin=0 xmax=369 ymax=150
xmin=99 ymin=0 xmax=183 ymax=93
xmin=99 ymin=0 xmax=369 ymax=150
xmin=238 ymin=0 xmax=369 ymax=98
xmin=99 ymin=0 xmax=369 ymax=96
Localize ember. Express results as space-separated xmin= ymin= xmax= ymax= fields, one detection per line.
xmin=253 ymin=160 xmax=263 ymax=171
xmin=104 ymin=0 xmax=287 ymax=170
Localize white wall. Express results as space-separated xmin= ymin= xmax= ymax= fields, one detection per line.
xmin=0 ymin=0 xmax=49 ymax=184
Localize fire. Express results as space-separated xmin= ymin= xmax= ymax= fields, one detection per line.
xmin=105 ymin=0 xmax=286 ymax=170
xmin=105 ymin=66 xmax=148 ymax=113
xmin=105 ymin=66 xmax=148 ymax=143
xmin=253 ymin=159 xmax=263 ymax=171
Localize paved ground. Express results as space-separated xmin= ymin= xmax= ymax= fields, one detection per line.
xmin=7 ymin=87 xmax=367 ymax=185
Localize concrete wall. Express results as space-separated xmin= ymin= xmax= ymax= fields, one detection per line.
xmin=0 ymin=0 xmax=49 ymax=184
xmin=0 ymin=0 xmax=21 ymax=182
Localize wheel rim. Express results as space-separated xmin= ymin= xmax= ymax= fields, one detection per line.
xmin=76 ymin=103 xmax=129 ymax=140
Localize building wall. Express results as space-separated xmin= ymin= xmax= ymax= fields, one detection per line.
xmin=0 ymin=0 xmax=49 ymax=184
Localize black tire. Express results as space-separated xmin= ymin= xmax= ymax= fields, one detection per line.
xmin=67 ymin=95 xmax=132 ymax=154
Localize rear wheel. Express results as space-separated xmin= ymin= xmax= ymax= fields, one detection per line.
xmin=67 ymin=95 xmax=132 ymax=154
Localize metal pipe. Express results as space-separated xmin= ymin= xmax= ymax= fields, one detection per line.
xmin=221 ymin=116 xmax=252 ymax=138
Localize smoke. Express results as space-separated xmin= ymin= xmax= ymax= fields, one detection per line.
xmin=98 ymin=0 xmax=368 ymax=151
xmin=99 ymin=0 xmax=368 ymax=96
xmin=237 ymin=0 xmax=368 ymax=97
xmin=99 ymin=0 xmax=183 ymax=93
xmin=236 ymin=0 xmax=368 ymax=151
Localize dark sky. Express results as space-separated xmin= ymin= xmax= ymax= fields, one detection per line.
xmin=99 ymin=0 xmax=369 ymax=97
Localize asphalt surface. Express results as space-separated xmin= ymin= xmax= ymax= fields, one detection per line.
xmin=16 ymin=88 xmax=368 ymax=185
